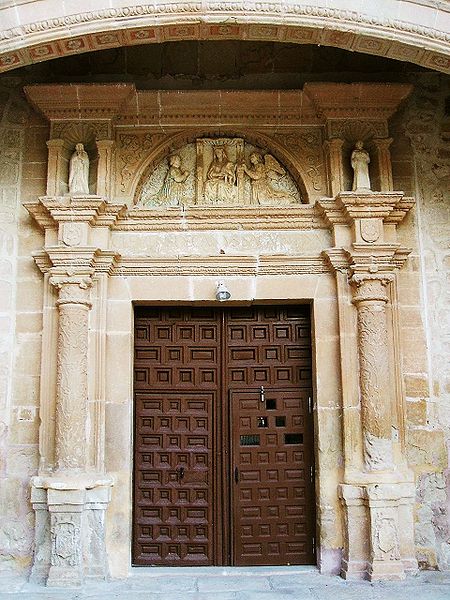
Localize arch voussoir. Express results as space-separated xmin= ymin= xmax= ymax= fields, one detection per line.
xmin=0 ymin=2 xmax=449 ymax=74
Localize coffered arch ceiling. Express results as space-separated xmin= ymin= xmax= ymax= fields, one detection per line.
xmin=0 ymin=1 xmax=449 ymax=75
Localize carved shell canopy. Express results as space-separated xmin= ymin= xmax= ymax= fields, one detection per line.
xmin=135 ymin=137 xmax=303 ymax=208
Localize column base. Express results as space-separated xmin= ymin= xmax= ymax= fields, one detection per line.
xmin=30 ymin=475 xmax=113 ymax=587
xmin=339 ymin=481 xmax=418 ymax=582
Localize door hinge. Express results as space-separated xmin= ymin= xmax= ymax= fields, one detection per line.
xmin=308 ymin=396 xmax=312 ymax=413
xmin=312 ymin=536 xmax=316 ymax=555
xmin=310 ymin=466 xmax=314 ymax=482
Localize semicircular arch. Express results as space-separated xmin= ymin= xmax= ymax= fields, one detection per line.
xmin=0 ymin=1 xmax=449 ymax=75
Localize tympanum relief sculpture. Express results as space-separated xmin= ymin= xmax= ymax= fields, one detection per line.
xmin=137 ymin=137 xmax=301 ymax=207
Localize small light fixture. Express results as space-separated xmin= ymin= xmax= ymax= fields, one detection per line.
xmin=216 ymin=280 xmax=231 ymax=302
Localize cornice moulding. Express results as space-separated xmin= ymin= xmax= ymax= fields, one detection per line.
xmin=111 ymin=254 xmax=329 ymax=277
xmin=24 ymin=84 xmax=135 ymax=123
xmin=317 ymin=193 xmax=415 ymax=226
xmin=116 ymin=205 xmax=326 ymax=231
xmin=303 ymin=83 xmax=413 ymax=122
xmin=25 ymin=197 xmax=128 ymax=229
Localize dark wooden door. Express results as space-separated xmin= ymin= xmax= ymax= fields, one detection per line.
xmin=133 ymin=308 xmax=220 ymax=566
xmin=133 ymin=305 xmax=315 ymax=567
xmin=226 ymin=306 xmax=315 ymax=565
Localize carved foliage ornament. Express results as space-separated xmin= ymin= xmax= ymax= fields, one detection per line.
xmin=135 ymin=137 xmax=302 ymax=208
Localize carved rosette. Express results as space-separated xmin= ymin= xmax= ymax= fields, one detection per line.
xmin=51 ymin=277 xmax=92 ymax=472
xmin=351 ymin=274 xmax=394 ymax=472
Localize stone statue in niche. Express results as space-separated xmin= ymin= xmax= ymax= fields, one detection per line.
xmin=238 ymin=152 xmax=296 ymax=205
xmin=351 ymin=140 xmax=371 ymax=192
xmin=136 ymin=137 xmax=302 ymax=207
xmin=68 ymin=143 xmax=90 ymax=195
xmin=143 ymin=154 xmax=189 ymax=206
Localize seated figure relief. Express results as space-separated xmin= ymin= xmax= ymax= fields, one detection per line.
xmin=203 ymin=146 xmax=237 ymax=204
xmin=137 ymin=137 xmax=301 ymax=208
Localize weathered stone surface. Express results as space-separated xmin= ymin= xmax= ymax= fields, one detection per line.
xmin=0 ymin=46 xmax=449 ymax=588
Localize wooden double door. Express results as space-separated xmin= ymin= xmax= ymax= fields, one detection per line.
xmin=133 ymin=305 xmax=315 ymax=567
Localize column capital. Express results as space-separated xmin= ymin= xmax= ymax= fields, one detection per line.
xmin=323 ymin=137 xmax=345 ymax=149
xmin=350 ymin=273 xmax=394 ymax=304
xmin=372 ymin=137 xmax=393 ymax=149
xmin=49 ymin=274 xmax=93 ymax=307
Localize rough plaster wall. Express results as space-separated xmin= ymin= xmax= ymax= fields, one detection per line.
xmin=0 ymin=78 xmax=46 ymax=574
xmin=401 ymin=73 xmax=450 ymax=569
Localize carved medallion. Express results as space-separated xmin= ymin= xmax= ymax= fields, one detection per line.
xmin=61 ymin=223 xmax=82 ymax=247
xmin=136 ymin=137 xmax=302 ymax=208
xmin=360 ymin=219 xmax=381 ymax=243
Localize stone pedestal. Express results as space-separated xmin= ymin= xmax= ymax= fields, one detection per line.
xmin=30 ymin=477 xmax=113 ymax=586
xmin=340 ymin=482 xmax=417 ymax=581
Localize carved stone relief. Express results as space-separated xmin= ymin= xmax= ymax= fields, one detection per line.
xmin=117 ymin=132 xmax=164 ymax=193
xmin=372 ymin=512 xmax=401 ymax=562
xmin=50 ymin=516 xmax=80 ymax=568
xmin=271 ymin=129 xmax=324 ymax=193
xmin=136 ymin=137 xmax=302 ymax=208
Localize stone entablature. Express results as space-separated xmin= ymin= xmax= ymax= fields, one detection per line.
xmin=22 ymin=82 xmax=421 ymax=585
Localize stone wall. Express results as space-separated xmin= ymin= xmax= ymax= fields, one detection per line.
xmin=0 ymin=65 xmax=448 ymax=578
xmin=401 ymin=73 xmax=450 ymax=570
xmin=0 ymin=79 xmax=46 ymax=574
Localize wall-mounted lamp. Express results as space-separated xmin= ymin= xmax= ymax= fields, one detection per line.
xmin=216 ymin=280 xmax=231 ymax=302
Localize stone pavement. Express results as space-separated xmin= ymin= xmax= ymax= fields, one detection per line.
xmin=0 ymin=567 xmax=449 ymax=600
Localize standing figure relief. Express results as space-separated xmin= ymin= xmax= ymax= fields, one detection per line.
xmin=137 ymin=137 xmax=302 ymax=208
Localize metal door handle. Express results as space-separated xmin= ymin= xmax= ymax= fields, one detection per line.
xmin=234 ymin=466 xmax=239 ymax=484
xmin=177 ymin=466 xmax=185 ymax=481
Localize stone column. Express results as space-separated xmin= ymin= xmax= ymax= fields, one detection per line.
xmin=31 ymin=272 xmax=113 ymax=587
xmin=96 ymin=139 xmax=115 ymax=197
xmin=351 ymin=273 xmax=394 ymax=472
xmin=52 ymin=276 xmax=92 ymax=472
xmin=373 ymin=138 xmax=393 ymax=192
xmin=46 ymin=139 xmax=68 ymax=196
xmin=324 ymin=138 xmax=345 ymax=196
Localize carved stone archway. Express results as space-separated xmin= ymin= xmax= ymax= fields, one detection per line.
xmin=0 ymin=1 xmax=449 ymax=75
xmin=21 ymin=80 xmax=422 ymax=585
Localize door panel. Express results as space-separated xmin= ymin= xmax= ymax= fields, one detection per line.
xmin=133 ymin=305 xmax=315 ymax=567
xmin=133 ymin=308 xmax=219 ymax=565
xmin=231 ymin=389 xmax=314 ymax=565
